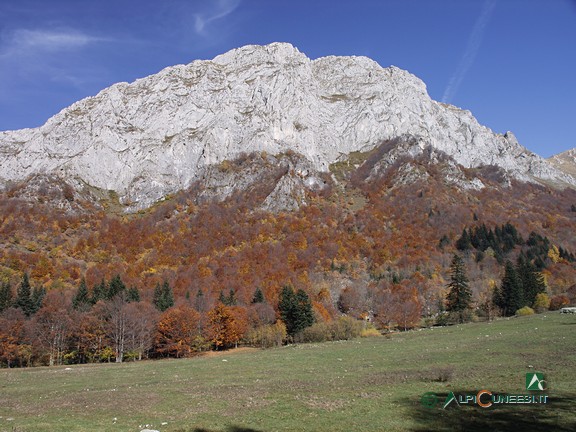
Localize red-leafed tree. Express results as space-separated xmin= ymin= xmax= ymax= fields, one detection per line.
xmin=155 ymin=304 xmax=205 ymax=357
xmin=29 ymin=290 xmax=72 ymax=366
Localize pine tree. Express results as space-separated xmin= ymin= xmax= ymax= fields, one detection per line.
xmin=72 ymin=278 xmax=91 ymax=310
xmin=127 ymin=286 xmax=141 ymax=303
xmin=445 ymin=254 xmax=473 ymax=323
xmin=294 ymin=289 xmax=315 ymax=332
xmin=161 ymin=281 xmax=174 ymax=310
xmin=516 ymin=256 xmax=546 ymax=308
xmin=218 ymin=290 xmax=227 ymax=305
xmin=438 ymin=234 xmax=450 ymax=250
xmin=497 ymin=261 xmax=524 ymax=316
xmin=0 ymin=281 xmax=13 ymax=312
xmin=153 ymin=280 xmax=174 ymax=311
xmin=279 ymin=285 xmax=314 ymax=336
xmin=252 ymin=287 xmax=265 ymax=304
xmin=107 ymin=274 xmax=126 ymax=300
xmin=31 ymin=286 xmax=46 ymax=314
xmin=279 ymin=285 xmax=298 ymax=336
xmin=15 ymin=273 xmax=35 ymax=316
xmin=455 ymin=229 xmax=472 ymax=251
xmin=226 ymin=288 xmax=237 ymax=306
xmin=195 ymin=288 xmax=206 ymax=312
xmin=91 ymin=279 xmax=107 ymax=304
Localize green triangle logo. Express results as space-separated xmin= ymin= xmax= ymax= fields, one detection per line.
xmin=526 ymin=372 xmax=545 ymax=391
xmin=443 ymin=391 xmax=459 ymax=409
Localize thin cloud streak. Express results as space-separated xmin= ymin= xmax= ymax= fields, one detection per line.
xmin=0 ymin=28 xmax=112 ymax=97
xmin=193 ymin=0 xmax=240 ymax=35
xmin=0 ymin=28 xmax=108 ymax=59
xmin=442 ymin=0 xmax=497 ymax=104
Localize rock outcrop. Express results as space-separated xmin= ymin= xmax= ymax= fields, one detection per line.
xmin=1 ymin=42 xmax=574 ymax=210
xmin=549 ymin=148 xmax=576 ymax=178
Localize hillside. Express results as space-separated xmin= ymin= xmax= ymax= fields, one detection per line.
xmin=1 ymin=313 xmax=575 ymax=432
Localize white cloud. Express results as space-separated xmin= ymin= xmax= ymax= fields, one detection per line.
xmin=193 ymin=0 xmax=240 ymax=35
xmin=0 ymin=28 xmax=111 ymax=97
xmin=442 ymin=0 xmax=497 ymax=104
xmin=1 ymin=29 xmax=107 ymax=58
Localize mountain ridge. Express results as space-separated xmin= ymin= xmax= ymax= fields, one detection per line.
xmin=0 ymin=42 xmax=574 ymax=210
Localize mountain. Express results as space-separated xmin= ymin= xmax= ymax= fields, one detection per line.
xmin=2 ymin=44 xmax=576 ymax=369
xmin=1 ymin=42 xmax=574 ymax=212
xmin=549 ymin=148 xmax=576 ymax=178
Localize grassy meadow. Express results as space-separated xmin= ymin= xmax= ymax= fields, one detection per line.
xmin=1 ymin=312 xmax=575 ymax=432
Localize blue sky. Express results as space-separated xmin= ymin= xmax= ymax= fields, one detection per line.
xmin=0 ymin=0 xmax=575 ymax=157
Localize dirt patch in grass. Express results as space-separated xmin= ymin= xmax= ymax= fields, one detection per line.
xmin=297 ymin=395 xmax=350 ymax=412
xmin=200 ymin=347 xmax=261 ymax=358
xmin=363 ymin=367 xmax=455 ymax=386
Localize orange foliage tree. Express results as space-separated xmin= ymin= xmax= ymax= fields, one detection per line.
xmin=154 ymin=305 xmax=205 ymax=358
xmin=208 ymin=304 xmax=248 ymax=350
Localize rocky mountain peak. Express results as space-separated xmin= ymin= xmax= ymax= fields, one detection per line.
xmin=549 ymin=148 xmax=576 ymax=178
xmin=0 ymin=43 xmax=574 ymax=211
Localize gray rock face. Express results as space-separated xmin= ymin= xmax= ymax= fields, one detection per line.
xmin=1 ymin=42 xmax=574 ymax=210
xmin=549 ymin=148 xmax=576 ymax=178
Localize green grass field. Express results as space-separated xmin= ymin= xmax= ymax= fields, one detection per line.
xmin=1 ymin=312 xmax=575 ymax=432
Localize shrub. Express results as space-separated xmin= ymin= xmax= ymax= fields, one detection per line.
xmin=293 ymin=317 xmax=364 ymax=343
xmin=360 ymin=326 xmax=381 ymax=338
xmin=516 ymin=306 xmax=535 ymax=316
xmin=533 ymin=293 xmax=550 ymax=313
xmin=331 ymin=316 xmax=363 ymax=340
xmin=294 ymin=322 xmax=331 ymax=343
xmin=435 ymin=311 xmax=475 ymax=326
xmin=549 ymin=295 xmax=570 ymax=311
xmin=433 ymin=366 xmax=454 ymax=383
xmin=244 ymin=322 xmax=286 ymax=348
xmin=435 ymin=312 xmax=450 ymax=326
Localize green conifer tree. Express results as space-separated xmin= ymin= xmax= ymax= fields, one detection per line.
xmin=31 ymin=286 xmax=46 ymax=314
xmin=195 ymin=288 xmax=206 ymax=312
xmin=72 ymin=278 xmax=91 ymax=310
xmin=107 ymin=274 xmax=126 ymax=300
xmin=446 ymin=254 xmax=473 ymax=323
xmin=0 ymin=281 xmax=13 ymax=312
xmin=153 ymin=280 xmax=174 ymax=311
xmin=15 ymin=273 xmax=35 ymax=316
xmin=294 ymin=289 xmax=315 ymax=332
xmin=127 ymin=286 xmax=141 ymax=303
xmin=516 ymin=256 xmax=546 ymax=308
xmin=227 ymin=288 xmax=237 ymax=306
xmin=252 ymin=287 xmax=265 ymax=304
xmin=497 ymin=261 xmax=524 ymax=316
xmin=455 ymin=229 xmax=472 ymax=251
xmin=279 ymin=285 xmax=298 ymax=336
xmin=91 ymin=279 xmax=107 ymax=304
xmin=279 ymin=285 xmax=314 ymax=336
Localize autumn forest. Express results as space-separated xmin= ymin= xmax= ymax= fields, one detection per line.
xmin=1 ymin=149 xmax=576 ymax=368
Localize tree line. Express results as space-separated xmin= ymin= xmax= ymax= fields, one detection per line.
xmin=0 ymin=273 xmax=322 ymax=368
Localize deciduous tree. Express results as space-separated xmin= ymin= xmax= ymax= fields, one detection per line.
xmin=155 ymin=305 xmax=204 ymax=357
